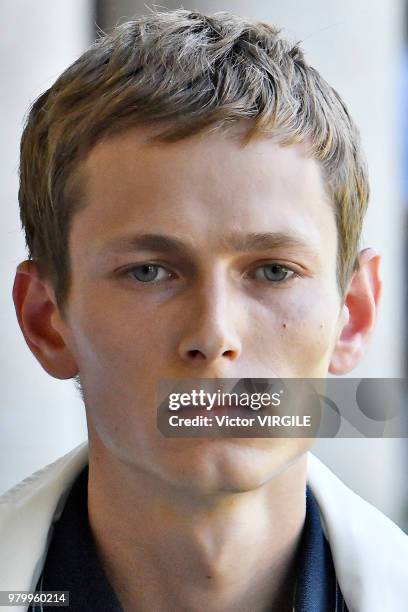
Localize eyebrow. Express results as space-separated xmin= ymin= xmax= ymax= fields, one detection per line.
xmin=96 ymin=231 xmax=317 ymax=258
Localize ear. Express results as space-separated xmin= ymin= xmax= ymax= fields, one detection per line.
xmin=329 ymin=248 xmax=382 ymax=375
xmin=12 ymin=260 xmax=79 ymax=379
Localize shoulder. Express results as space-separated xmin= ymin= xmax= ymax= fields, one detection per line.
xmin=0 ymin=442 xmax=89 ymax=593
xmin=307 ymin=451 xmax=408 ymax=612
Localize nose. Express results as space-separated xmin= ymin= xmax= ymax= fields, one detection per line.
xmin=178 ymin=274 xmax=242 ymax=365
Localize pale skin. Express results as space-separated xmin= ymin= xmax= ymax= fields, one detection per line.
xmin=13 ymin=125 xmax=381 ymax=612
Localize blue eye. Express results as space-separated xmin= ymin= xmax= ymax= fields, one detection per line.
xmin=127 ymin=264 xmax=171 ymax=283
xmin=124 ymin=262 xmax=297 ymax=285
xmin=253 ymin=264 xmax=295 ymax=283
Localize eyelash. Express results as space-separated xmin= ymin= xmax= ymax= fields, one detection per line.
xmin=122 ymin=262 xmax=300 ymax=286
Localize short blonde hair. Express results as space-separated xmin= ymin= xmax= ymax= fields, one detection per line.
xmin=19 ymin=9 xmax=369 ymax=310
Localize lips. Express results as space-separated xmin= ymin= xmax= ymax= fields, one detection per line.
xmin=181 ymin=402 xmax=249 ymax=413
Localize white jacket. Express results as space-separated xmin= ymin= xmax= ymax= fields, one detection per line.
xmin=0 ymin=442 xmax=407 ymax=612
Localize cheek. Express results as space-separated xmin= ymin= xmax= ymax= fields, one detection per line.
xmin=67 ymin=291 xmax=169 ymax=435
xmin=249 ymin=286 xmax=341 ymax=376
xmin=68 ymin=302 xmax=163 ymax=456
xmin=69 ymin=286 xmax=166 ymax=377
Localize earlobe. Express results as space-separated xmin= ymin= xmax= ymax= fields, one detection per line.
xmin=329 ymin=249 xmax=382 ymax=375
xmin=12 ymin=260 xmax=79 ymax=379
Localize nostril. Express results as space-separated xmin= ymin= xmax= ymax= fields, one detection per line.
xmin=188 ymin=349 xmax=205 ymax=360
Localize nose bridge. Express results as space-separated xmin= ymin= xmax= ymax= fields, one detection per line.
xmin=178 ymin=266 xmax=242 ymax=362
xmin=197 ymin=267 xmax=229 ymax=319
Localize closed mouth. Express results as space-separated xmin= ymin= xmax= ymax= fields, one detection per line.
xmin=182 ymin=402 xmax=247 ymax=412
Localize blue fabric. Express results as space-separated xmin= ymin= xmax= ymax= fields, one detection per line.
xmin=30 ymin=465 xmax=348 ymax=611
xmin=30 ymin=465 xmax=121 ymax=611
xmin=294 ymin=485 xmax=348 ymax=611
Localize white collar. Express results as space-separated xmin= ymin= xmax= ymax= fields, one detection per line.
xmin=0 ymin=442 xmax=406 ymax=611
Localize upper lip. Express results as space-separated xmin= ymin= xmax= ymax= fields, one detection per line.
xmin=182 ymin=402 xmax=243 ymax=410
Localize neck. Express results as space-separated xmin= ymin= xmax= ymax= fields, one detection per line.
xmin=87 ymin=444 xmax=308 ymax=612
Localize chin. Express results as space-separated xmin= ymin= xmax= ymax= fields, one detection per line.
xmin=163 ymin=437 xmax=303 ymax=494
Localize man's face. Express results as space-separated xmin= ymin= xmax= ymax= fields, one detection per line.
xmin=61 ymin=126 xmax=346 ymax=492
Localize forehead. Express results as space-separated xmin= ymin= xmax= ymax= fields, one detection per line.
xmin=69 ymin=126 xmax=336 ymax=260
